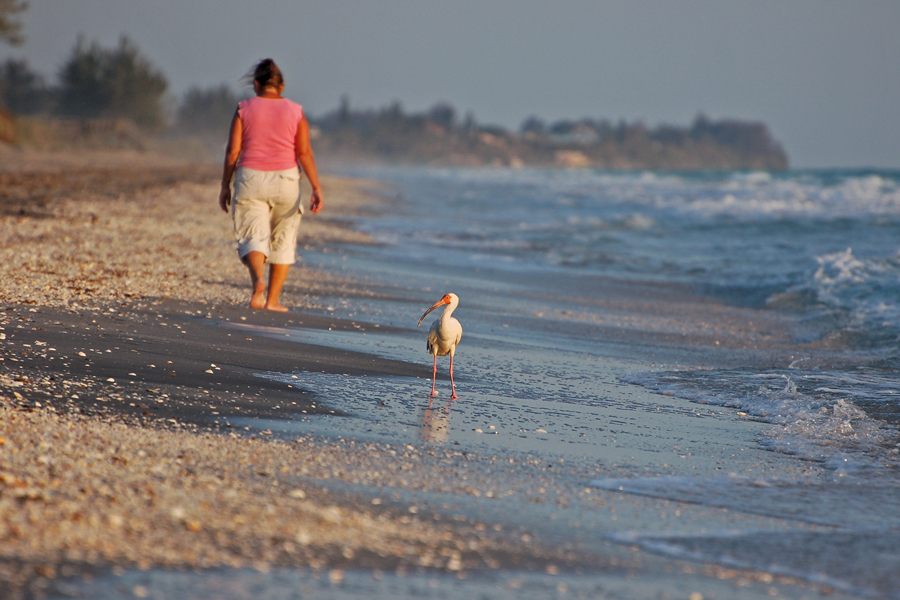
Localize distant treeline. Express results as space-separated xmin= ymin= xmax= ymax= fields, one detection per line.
xmin=0 ymin=36 xmax=788 ymax=169
xmin=1 ymin=36 xmax=167 ymax=131
xmin=311 ymin=98 xmax=789 ymax=170
xmin=0 ymin=36 xmax=241 ymax=137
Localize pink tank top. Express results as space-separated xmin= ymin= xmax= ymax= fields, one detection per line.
xmin=236 ymin=96 xmax=305 ymax=171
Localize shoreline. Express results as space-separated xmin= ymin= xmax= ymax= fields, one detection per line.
xmin=0 ymin=152 xmax=603 ymax=595
xmin=2 ymin=302 xmax=829 ymax=600
xmin=0 ymin=151 xmax=851 ymax=599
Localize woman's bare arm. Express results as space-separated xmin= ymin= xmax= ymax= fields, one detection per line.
xmin=295 ymin=116 xmax=323 ymax=214
xmin=219 ymin=110 xmax=243 ymax=213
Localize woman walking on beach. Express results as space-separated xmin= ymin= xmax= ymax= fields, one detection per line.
xmin=218 ymin=58 xmax=323 ymax=311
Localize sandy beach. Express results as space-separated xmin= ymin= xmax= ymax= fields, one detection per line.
xmin=0 ymin=150 xmax=867 ymax=599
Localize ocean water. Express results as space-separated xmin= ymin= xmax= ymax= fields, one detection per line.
xmin=298 ymin=166 xmax=900 ymax=595
xmin=318 ymin=166 xmax=900 ymax=457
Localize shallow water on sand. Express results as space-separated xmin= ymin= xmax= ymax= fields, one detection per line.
xmin=49 ymin=564 xmax=819 ymax=600
xmin=296 ymin=167 xmax=900 ymax=596
xmin=216 ymin=321 xmax=899 ymax=596
xmin=226 ymin=323 xmax=739 ymax=466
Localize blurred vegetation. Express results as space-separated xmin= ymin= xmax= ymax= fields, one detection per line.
xmin=0 ymin=0 xmax=27 ymax=47
xmin=0 ymin=58 xmax=53 ymax=114
xmin=176 ymin=84 xmax=241 ymax=135
xmin=310 ymin=98 xmax=789 ymax=170
xmin=0 ymin=16 xmax=789 ymax=169
xmin=58 ymin=36 xmax=168 ymax=130
xmin=0 ymin=35 xmax=168 ymax=139
xmin=0 ymin=0 xmax=26 ymax=144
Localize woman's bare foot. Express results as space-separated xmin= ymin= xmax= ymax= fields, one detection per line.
xmin=264 ymin=303 xmax=289 ymax=312
xmin=249 ymin=280 xmax=267 ymax=309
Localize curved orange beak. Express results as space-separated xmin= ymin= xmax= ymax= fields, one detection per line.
xmin=417 ymin=295 xmax=451 ymax=327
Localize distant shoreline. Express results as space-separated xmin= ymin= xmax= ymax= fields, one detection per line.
xmin=5 ymin=106 xmax=789 ymax=172
xmin=309 ymin=108 xmax=789 ymax=171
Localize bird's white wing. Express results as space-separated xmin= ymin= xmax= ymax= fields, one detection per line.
xmin=426 ymin=319 xmax=441 ymax=355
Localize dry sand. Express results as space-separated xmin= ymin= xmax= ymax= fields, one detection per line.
xmin=0 ymin=147 xmax=376 ymax=310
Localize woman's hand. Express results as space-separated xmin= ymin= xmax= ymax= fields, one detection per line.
xmin=309 ymin=188 xmax=323 ymax=214
xmin=296 ymin=117 xmax=324 ymax=214
xmin=219 ymin=184 xmax=232 ymax=213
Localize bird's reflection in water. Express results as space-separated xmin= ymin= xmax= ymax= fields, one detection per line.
xmin=419 ymin=396 xmax=455 ymax=443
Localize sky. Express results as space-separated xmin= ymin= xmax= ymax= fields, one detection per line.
xmin=2 ymin=0 xmax=899 ymax=169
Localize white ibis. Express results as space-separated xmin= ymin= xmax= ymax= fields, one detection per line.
xmin=417 ymin=293 xmax=463 ymax=399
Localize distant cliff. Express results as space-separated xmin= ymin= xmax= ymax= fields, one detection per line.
xmin=311 ymin=101 xmax=789 ymax=171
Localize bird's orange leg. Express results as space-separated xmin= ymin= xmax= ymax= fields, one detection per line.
xmin=430 ymin=354 xmax=438 ymax=397
xmin=450 ymin=355 xmax=458 ymax=400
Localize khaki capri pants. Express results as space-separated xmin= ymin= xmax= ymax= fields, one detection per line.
xmin=232 ymin=166 xmax=303 ymax=265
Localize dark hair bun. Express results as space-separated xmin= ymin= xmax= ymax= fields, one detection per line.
xmin=246 ymin=58 xmax=284 ymax=89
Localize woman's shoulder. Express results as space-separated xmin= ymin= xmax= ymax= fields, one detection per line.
xmin=240 ymin=96 xmax=302 ymax=118
xmin=237 ymin=96 xmax=256 ymax=113
xmin=282 ymin=98 xmax=304 ymax=119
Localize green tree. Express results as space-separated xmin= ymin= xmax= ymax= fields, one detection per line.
xmin=427 ymin=102 xmax=455 ymax=130
xmin=0 ymin=58 xmax=53 ymax=113
xmin=58 ymin=35 xmax=168 ymax=130
xmin=0 ymin=0 xmax=27 ymax=46
xmin=176 ymin=84 xmax=239 ymax=134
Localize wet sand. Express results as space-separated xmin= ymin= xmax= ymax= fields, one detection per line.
xmin=0 ymin=149 xmax=853 ymax=599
